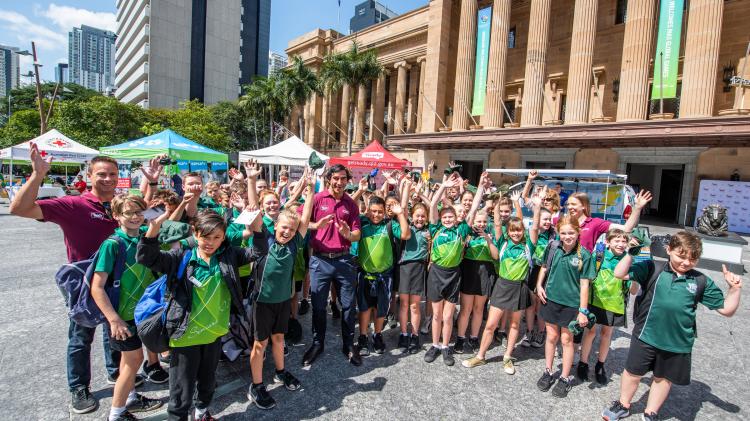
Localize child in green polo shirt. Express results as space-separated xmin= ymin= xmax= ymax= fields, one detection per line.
xmin=90 ymin=195 xmax=164 ymax=421
xmin=247 ymin=170 xmax=315 ymax=411
xmin=535 ymin=214 xmax=597 ymax=398
xmin=397 ymin=202 xmax=431 ymax=354
xmin=602 ymin=231 xmax=743 ymax=421
xmin=523 ymin=204 xmax=556 ymax=349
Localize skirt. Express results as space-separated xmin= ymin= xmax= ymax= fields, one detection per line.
xmin=589 ymin=304 xmax=626 ymax=328
xmin=398 ymin=260 xmax=427 ymax=296
xmin=427 ymin=264 xmax=461 ymax=304
xmin=539 ymin=299 xmax=579 ymax=328
xmin=460 ymin=259 xmax=496 ymax=296
xmin=490 ymin=276 xmax=530 ymax=311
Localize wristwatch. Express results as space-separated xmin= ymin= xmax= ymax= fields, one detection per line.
xmin=579 ymin=307 xmax=590 ymax=316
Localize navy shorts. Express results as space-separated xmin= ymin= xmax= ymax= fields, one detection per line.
xmin=356 ymin=271 xmax=392 ymax=318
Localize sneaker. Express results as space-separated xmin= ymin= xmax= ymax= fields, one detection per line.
xmin=248 ymin=384 xmax=276 ymax=410
xmin=503 ymin=356 xmax=516 ymax=375
xmin=531 ymin=331 xmax=544 ymax=348
xmin=536 ymin=369 xmax=556 ymax=392
xmin=595 ymin=361 xmax=607 ymax=385
xmin=520 ymin=332 xmax=531 ymax=348
xmin=408 ymin=335 xmax=421 ymax=354
xmin=469 ymin=337 xmax=480 ymax=353
xmin=424 ymin=345 xmax=441 ymax=363
xmin=551 ymin=376 xmax=573 ymax=398
xmin=298 ymin=298 xmax=310 ymax=315
xmin=453 ymin=337 xmax=466 ymax=354
xmin=108 ymin=373 xmax=145 ymax=387
xmin=372 ymin=333 xmax=386 ymax=354
xmin=397 ymin=334 xmax=410 ymax=351
xmin=420 ymin=317 xmax=431 ymax=335
xmin=642 ymin=412 xmax=660 ymax=421
xmin=142 ymin=361 xmax=169 ymax=384
xmin=463 ymin=339 xmax=474 ymax=355
xmin=441 ymin=347 xmax=455 ymax=366
xmin=577 ymin=361 xmax=589 ymax=382
xmin=330 ymin=300 xmax=341 ymax=319
xmin=284 ymin=344 xmax=290 ymax=357
xmin=126 ymin=393 xmax=163 ymax=413
xmin=70 ymin=387 xmax=97 ymax=414
xmin=601 ymin=400 xmax=631 ymax=420
xmin=461 ymin=355 xmax=487 ymax=368
xmin=196 ymin=410 xmax=217 ymax=421
xmin=274 ymin=370 xmax=301 ymax=391
xmin=357 ymin=334 xmax=370 ymax=356
xmin=111 ymin=410 xmax=138 ymax=421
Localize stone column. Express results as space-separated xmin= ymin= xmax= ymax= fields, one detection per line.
xmin=565 ymin=0 xmax=598 ymax=124
xmin=371 ymin=72 xmax=386 ymax=141
xmin=416 ymin=56 xmax=427 ymax=132
xmin=421 ymin=0 xmax=453 ymax=132
xmin=354 ymin=83 xmax=367 ymax=146
xmin=340 ymin=84 xmax=351 ymax=146
xmin=309 ymin=93 xmax=322 ymax=148
xmin=520 ymin=0 xmax=552 ymax=127
xmin=452 ymin=0 xmax=479 ymax=130
xmin=680 ymin=0 xmax=724 ymax=118
xmin=407 ymin=64 xmax=420 ymax=132
xmin=616 ymin=0 xmax=658 ymax=121
xmin=484 ymin=0 xmax=511 ymax=128
xmin=303 ymin=100 xmax=311 ymax=144
xmin=394 ymin=61 xmax=410 ymax=135
xmin=387 ymin=74 xmax=397 ymax=134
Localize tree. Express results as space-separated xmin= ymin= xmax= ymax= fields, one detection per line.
xmin=211 ymin=101 xmax=263 ymax=151
xmin=167 ymin=100 xmax=232 ymax=152
xmin=0 ymin=109 xmax=40 ymax=148
xmin=238 ymin=75 xmax=291 ymax=148
xmin=280 ymin=56 xmax=320 ymax=139
xmin=319 ymin=42 xmax=383 ymax=154
xmin=2 ymin=83 xmax=100 ymax=114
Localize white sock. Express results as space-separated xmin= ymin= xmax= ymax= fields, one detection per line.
xmin=195 ymin=407 xmax=208 ymax=418
xmin=109 ymin=406 xmax=126 ymax=421
xmin=126 ymin=390 xmax=137 ymax=405
xmin=432 ymin=343 xmax=440 ymax=348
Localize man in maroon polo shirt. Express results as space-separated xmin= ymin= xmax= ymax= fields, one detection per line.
xmin=302 ymin=164 xmax=363 ymax=367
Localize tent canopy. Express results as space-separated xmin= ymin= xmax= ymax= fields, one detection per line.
xmin=100 ymin=129 xmax=227 ymax=162
xmin=0 ymin=129 xmax=99 ymax=163
xmin=238 ymin=135 xmax=329 ymax=166
xmin=328 ymin=140 xmax=411 ymax=170
xmin=486 ymin=169 xmax=628 ymax=181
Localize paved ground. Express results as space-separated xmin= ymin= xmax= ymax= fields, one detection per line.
xmin=1 ymin=204 xmax=749 ymax=420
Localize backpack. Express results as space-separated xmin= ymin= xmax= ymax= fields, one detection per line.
xmin=134 ymin=250 xmax=192 ymax=353
xmin=56 ymin=235 xmax=127 ymax=328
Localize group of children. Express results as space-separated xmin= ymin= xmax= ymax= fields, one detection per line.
xmin=88 ymin=161 xmax=742 ymax=421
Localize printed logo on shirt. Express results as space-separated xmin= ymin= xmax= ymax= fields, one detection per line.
xmin=570 ymin=257 xmax=581 ymax=267
xmin=685 ymin=282 xmax=697 ymax=294
xmin=90 ymin=212 xmax=105 ymax=220
xmin=320 ymin=205 xmax=330 ymax=211
xmin=341 ymin=209 xmax=350 ymax=216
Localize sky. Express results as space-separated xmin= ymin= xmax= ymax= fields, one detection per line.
xmin=0 ymin=0 xmax=428 ymax=83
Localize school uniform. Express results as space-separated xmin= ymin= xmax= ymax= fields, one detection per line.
xmin=539 ymin=244 xmax=597 ymax=327
xmin=491 ymin=234 xmax=535 ymax=311
xmin=529 ymin=229 xmax=554 ymax=292
xmin=398 ymin=225 xmax=430 ymax=296
xmin=460 ymin=232 xmax=496 ymax=297
xmin=427 ymin=221 xmax=472 ymax=304
xmin=588 ymin=250 xmax=630 ymax=327
xmin=356 ymin=216 xmax=401 ymax=317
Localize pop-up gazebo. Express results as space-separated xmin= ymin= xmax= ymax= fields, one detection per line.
xmin=238 ymin=135 xmax=329 ymax=166
xmin=100 ymin=129 xmax=228 ymax=164
xmin=328 ymin=140 xmax=411 ymax=169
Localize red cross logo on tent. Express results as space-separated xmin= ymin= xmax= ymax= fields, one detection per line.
xmin=39 ymin=150 xmax=48 ymax=158
xmin=48 ymin=138 xmax=70 ymax=148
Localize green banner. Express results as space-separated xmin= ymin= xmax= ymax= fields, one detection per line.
xmin=651 ymin=0 xmax=684 ymax=99
xmin=471 ymin=6 xmax=492 ymax=116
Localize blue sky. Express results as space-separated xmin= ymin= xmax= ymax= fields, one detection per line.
xmin=0 ymin=0 xmax=427 ymax=83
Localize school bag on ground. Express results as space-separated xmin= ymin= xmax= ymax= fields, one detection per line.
xmin=56 ymin=235 xmax=126 ymax=328
xmin=134 ymin=250 xmax=192 ymax=353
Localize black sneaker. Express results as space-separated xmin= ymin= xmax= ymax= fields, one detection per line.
xmin=453 ymin=337 xmax=466 ymax=354
xmin=372 ymin=333 xmax=386 ymax=354
xmin=108 ymin=373 xmax=145 ymax=387
xmin=298 ymin=298 xmax=310 ymax=315
xmin=642 ymin=412 xmax=660 ymax=421
xmin=441 ymin=347 xmax=455 ymax=366
xmin=408 ymin=335 xmax=421 ymax=354
xmin=601 ymin=400 xmax=631 ymax=420
xmin=551 ymin=376 xmax=573 ymax=398
xmin=397 ymin=334 xmax=410 ymax=351
xmin=536 ymin=369 xmax=556 ymax=392
xmin=274 ymin=370 xmax=301 ymax=391
xmin=424 ymin=345 xmax=441 ymax=363
xmin=357 ymin=334 xmax=370 ymax=356
xmin=576 ymin=361 xmax=589 ymax=382
xmin=463 ymin=339 xmax=474 ymax=355
xmin=248 ymin=383 xmax=276 ymax=410
xmin=595 ymin=361 xmax=607 ymax=385
xmin=70 ymin=387 xmax=97 ymax=414
xmin=330 ymin=300 xmax=341 ymax=319
xmin=469 ymin=337 xmax=480 ymax=353
xmin=111 ymin=410 xmax=138 ymax=421
xmin=126 ymin=393 xmax=163 ymax=413
xmin=348 ymin=346 xmax=362 ymax=366
xmin=142 ymin=361 xmax=169 ymax=384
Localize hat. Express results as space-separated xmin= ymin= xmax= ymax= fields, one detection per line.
xmin=309 ymin=152 xmax=325 ymax=170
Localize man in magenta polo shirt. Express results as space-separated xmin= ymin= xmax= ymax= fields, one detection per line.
xmin=302 ymin=164 xmax=363 ymax=367
xmin=9 ymin=144 xmax=160 ymax=414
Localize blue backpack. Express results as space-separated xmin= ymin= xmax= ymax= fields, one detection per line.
xmin=134 ymin=250 xmax=192 ymax=353
xmin=55 ymin=236 xmax=127 ymax=328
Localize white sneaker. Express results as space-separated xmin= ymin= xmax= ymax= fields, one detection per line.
xmin=520 ymin=333 xmax=531 ymax=348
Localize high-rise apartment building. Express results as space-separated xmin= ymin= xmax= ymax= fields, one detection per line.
xmin=268 ymin=51 xmax=287 ymax=76
xmin=55 ymin=63 xmax=69 ymax=84
xmin=0 ymin=45 xmax=21 ymax=98
xmin=68 ymin=25 xmax=116 ymax=93
xmin=350 ymin=0 xmax=397 ymax=33
xmin=115 ymin=0 xmax=270 ymax=109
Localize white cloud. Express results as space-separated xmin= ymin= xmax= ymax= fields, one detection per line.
xmin=40 ymin=3 xmax=116 ymax=33
xmin=0 ymin=10 xmax=67 ymax=51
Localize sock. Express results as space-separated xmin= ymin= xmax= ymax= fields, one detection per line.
xmin=252 ymin=382 xmax=263 ymax=387
xmin=126 ymin=390 xmax=137 ymax=405
xmin=275 ymin=369 xmax=285 ymax=376
xmin=596 ymin=360 xmax=605 ymax=369
xmin=457 ymin=336 xmax=465 ymax=341
xmin=470 ymin=336 xmax=478 ymax=341
xmin=195 ymin=407 xmax=207 ymax=418
xmin=109 ymin=406 xmax=126 ymax=421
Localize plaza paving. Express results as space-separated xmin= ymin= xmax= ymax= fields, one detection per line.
xmin=0 ymin=205 xmax=748 ymax=420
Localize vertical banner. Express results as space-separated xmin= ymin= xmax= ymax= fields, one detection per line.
xmin=471 ymin=6 xmax=493 ymax=116
xmin=651 ymin=0 xmax=684 ymax=99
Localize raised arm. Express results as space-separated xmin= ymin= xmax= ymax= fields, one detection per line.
xmin=430 ymin=173 xmax=457 ymax=224
xmin=399 ymin=177 xmax=412 ymax=210
xmin=611 ymin=190 xmax=653 ymax=232
xmin=510 ymin=190 xmax=524 ymax=219
xmin=137 ymin=211 xmax=182 ymax=275
xmin=141 ymin=155 xmax=166 ymax=205
xmin=169 ymin=191 xmax=193 ymax=221
xmin=390 ymin=202 xmax=411 ymax=241
xmin=493 ymin=201 xmax=503 ymax=240
xmin=528 ymin=189 xmax=543 ymax=245
xmin=350 ymin=175 xmax=368 ymax=203
xmin=466 ymin=171 xmax=490 ymax=227
xmin=521 ymin=170 xmax=538 ymax=203
xmin=716 ymin=265 xmax=743 ymax=317
xmin=244 ymin=159 xmax=263 ymax=210
xmin=298 ymin=168 xmax=315 ymax=237
xmin=9 ymin=142 xmax=50 ymax=220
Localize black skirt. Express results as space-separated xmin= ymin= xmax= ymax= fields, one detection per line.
xmin=539 ymin=299 xmax=579 ymax=328
xmin=398 ymin=260 xmax=427 ymax=296
xmin=490 ymin=276 xmax=530 ymax=311
xmin=589 ymin=304 xmax=626 ymax=328
xmin=460 ymin=259 xmax=496 ymax=296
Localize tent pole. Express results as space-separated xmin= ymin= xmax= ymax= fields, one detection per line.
xmin=9 ymin=158 xmax=13 ymax=187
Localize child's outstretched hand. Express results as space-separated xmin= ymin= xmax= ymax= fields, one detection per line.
xmin=528 ymin=170 xmax=538 ymax=180
xmin=722 ymin=265 xmax=743 ymax=290
xmin=243 ymin=159 xmax=262 ymax=179
xmin=634 ymin=190 xmax=653 ymax=209
xmin=510 ymin=190 xmax=522 ymax=203
xmin=391 ymin=203 xmax=403 ymax=216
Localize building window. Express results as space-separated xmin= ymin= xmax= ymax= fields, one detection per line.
xmin=508 ymin=27 xmax=516 ymax=49
xmin=502 ymin=100 xmax=516 ymax=125
xmin=615 ymin=0 xmax=628 ymax=24
xmin=359 ymin=8 xmax=366 ymax=15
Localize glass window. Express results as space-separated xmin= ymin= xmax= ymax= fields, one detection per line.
xmin=615 ymin=0 xmax=628 ymax=24
xmin=508 ymin=27 xmax=516 ymax=49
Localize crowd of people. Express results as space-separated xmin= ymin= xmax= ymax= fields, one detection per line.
xmin=8 ymin=142 xmax=744 ymax=421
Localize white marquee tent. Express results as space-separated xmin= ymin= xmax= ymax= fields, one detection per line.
xmin=238 ymin=135 xmax=329 ymax=166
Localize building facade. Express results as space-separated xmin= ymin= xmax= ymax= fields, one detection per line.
xmin=115 ymin=0 xmax=270 ymax=109
xmin=287 ymin=0 xmax=750 ymax=224
xmin=55 ymin=63 xmax=69 ymax=84
xmin=240 ymin=0 xmax=271 ymax=85
xmin=0 ymin=45 xmax=21 ymax=98
xmin=350 ymin=1 xmax=399 ymax=33
xmin=268 ymin=51 xmax=288 ymax=76
xmin=69 ymin=25 xmax=116 ymax=93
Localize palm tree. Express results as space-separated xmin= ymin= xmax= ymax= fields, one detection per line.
xmin=238 ymin=75 xmax=291 ymax=148
xmin=280 ymin=56 xmax=320 ymax=140
xmin=319 ymin=42 xmax=383 ymax=154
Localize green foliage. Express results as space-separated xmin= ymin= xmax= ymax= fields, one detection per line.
xmin=2 ymin=83 xmax=100 ymax=114
xmin=319 ymin=42 xmax=383 ymax=95
xmin=0 ymin=109 xmax=40 ymax=148
xmin=166 ymin=100 xmax=232 ymax=152
xmin=239 ymin=75 xmax=292 ymax=122
xmin=281 ymin=56 xmax=320 ymax=108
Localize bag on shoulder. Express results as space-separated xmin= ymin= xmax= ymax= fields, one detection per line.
xmin=135 ymin=250 xmax=192 ymax=353
xmin=56 ymin=235 xmax=127 ymax=328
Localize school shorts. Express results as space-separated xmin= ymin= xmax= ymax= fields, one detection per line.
xmin=398 ymin=261 xmax=427 ymax=296
xmin=356 ymin=271 xmax=392 ymax=318
xmin=108 ymin=319 xmax=143 ymax=352
xmin=427 ymin=264 xmax=461 ymax=304
xmin=252 ymin=299 xmax=292 ymax=342
xmin=625 ymin=338 xmax=692 ymax=385
xmin=460 ymin=259 xmax=495 ymax=296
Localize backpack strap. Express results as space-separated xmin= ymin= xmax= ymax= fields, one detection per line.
xmin=176 ymin=249 xmax=192 ymax=280
xmin=110 ymin=236 xmax=128 ymax=288
xmin=544 ymin=240 xmax=560 ymax=269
